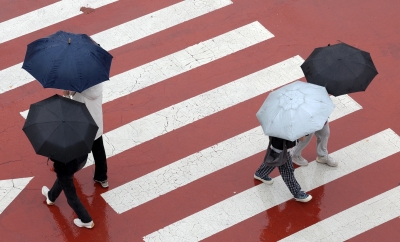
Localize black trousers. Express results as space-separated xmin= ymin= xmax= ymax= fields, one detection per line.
xmin=92 ymin=136 xmax=108 ymax=181
xmin=48 ymin=156 xmax=92 ymax=223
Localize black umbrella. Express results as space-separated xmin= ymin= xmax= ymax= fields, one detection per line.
xmin=22 ymin=95 xmax=98 ymax=163
xmin=301 ymin=42 xmax=378 ymax=96
xmin=22 ymin=30 xmax=113 ymax=93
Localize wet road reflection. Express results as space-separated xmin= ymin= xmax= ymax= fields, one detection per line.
xmin=46 ymin=176 xmax=111 ymax=241
xmin=259 ymin=185 xmax=325 ymax=241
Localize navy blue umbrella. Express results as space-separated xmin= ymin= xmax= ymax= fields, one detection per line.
xmin=22 ymin=31 xmax=113 ymax=93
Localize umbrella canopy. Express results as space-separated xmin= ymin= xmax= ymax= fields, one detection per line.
xmin=22 ymin=30 xmax=113 ymax=93
xmin=301 ymin=42 xmax=378 ymax=96
xmin=22 ymin=95 xmax=98 ymax=163
xmin=256 ymin=81 xmax=334 ymax=141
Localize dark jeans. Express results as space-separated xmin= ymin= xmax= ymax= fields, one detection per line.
xmin=92 ymin=136 xmax=108 ymax=181
xmin=48 ymin=156 xmax=92 ymax=223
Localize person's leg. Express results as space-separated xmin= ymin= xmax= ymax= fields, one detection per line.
xmin=291 ymin=134 xmax=313 ymax=166
xmin=48 ymin=178 xmax=63 ymax=202
xmin=277 ymin=157 xmax=301 ymax=196
xmin=278 ymin=156 xmax=312 ymax=202
xmin=57 ymin=174 xmax=92 ymax=223
xmin=315 ymin=122 xmax=330 ymax=157
xmin=92 ymin=136 xmax=108 ymax=182
xmin=291 ymin=134 xmax=313 ymax=157
xmin=254 ymin=152 xmax=276 ymax=184
xmin=315 ymin=122 xmax=338 ymax=166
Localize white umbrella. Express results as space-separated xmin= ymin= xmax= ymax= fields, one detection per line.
xmin=256 ymin=81 xmax=334 ymax=141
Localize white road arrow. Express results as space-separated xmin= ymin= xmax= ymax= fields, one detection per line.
xmin=0 ymin=177 xmax=33 ymax=214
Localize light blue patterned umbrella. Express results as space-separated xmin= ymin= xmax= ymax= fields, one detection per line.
xmin=256 ymin=81 xmax=334 ymax=141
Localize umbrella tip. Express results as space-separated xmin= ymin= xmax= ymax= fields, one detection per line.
xmin=328 ymin=44 xmax=330 ymax=46
xmin=68 ymin=38 xmax=71 ymax=44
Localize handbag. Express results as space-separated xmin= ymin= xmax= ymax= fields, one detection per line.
xmin=263 ymin=137 xmax=288 ymax=167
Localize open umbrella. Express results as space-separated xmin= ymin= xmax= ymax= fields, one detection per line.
xmin=22 ymin=95 xmax=98 ymax=163
xmin=22 ymin=30 xmax=113 ymax=93
xmin=301 ymin=42 xmax=378 ymax=96
xmin=256 ymin=81 xmax=334 ymax=141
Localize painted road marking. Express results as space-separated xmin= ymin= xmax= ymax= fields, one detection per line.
xmin=101 ymin=21 xmax=273 ymax=104
xmin=19 ymin=21 xmax=274 ymax=118
xmin=143 ymin=129 xmax=400 ymax=241
xmin=102 ymin=95 xmax=362 ymax=214
xmin=279 ymin=187 xmax=400 ymax=242
xmin=91 ymin=0 xmax=233 ymax=50
xmin=100 ymin=56 xmax=303 ymax=158
xmin=0 ymin=0 xmax=232 ymax=95
xmin=0 ymin=0 xmax=118 ymax=44
xmin=0 ymin=177 xmax=33 ymax=214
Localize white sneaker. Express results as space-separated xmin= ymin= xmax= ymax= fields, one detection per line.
xmin=291 ymin=155 xmax=308 ymax=166
xmin=41 ymin=186 xmax=54 ymax=205
xmin=94 ymin=179 xmax=109 ymax=188
xmin=74 ymin=218 xmax=95 ymax=229
xmin=316 ymin=155 xmax=338 ymax=167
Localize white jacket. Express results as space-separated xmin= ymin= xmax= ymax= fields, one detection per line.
xmin=73 ymin=83 xmax=103 ymax=140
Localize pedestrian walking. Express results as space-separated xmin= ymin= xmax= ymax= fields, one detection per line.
xmin=63 ymin=83 xmax=109 ymax=188
xmin=291 ymin=120 xmax=338 ymax=167
xmin=42 ymin=155 xmax=94 ymax=228
xmin=254 ymin=136 xmax=312 ymax=202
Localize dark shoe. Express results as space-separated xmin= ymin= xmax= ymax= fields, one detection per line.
xmin=74 ymin=218 xmax=94 ymax=229
xmin=254 ymin=174 xmax=273 ymax=185
xmin=294 ymin=191 xmax=312 ymax=202
xmin=41 ymin=186 xmax=54 ymax=205
xmin=94 ymin=179 xmax=109 ymax=188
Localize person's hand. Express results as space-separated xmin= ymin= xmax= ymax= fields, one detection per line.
xmin=62 ymin=90 xmax=70 ymax=97
xmin=299 ymin=136 xmax=306 ymax=142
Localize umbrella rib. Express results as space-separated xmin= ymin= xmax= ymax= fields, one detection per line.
xmin=35 ymin=122 xmax=65 ymax=156
xmin=23 ymin=120 xmax=61 ymax=129
xmin=64 ymin=121 xmax=92 ymax=141
xmin=341 ymin=59 xmax=378 ymax=72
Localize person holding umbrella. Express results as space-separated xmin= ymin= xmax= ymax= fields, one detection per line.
xmin=255 ymin=81 xmax=335 ymax=202
xmin=21 ymin=30 xmax=113 ymax=189
xmin=292 ymin=42 xmax=378 ymax=167
xmin=22 ymin=95 xmax=99 ymax=228
xmin=63 ymin=83 xmax=109 ymax=188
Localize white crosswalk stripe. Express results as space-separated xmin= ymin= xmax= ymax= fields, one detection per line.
xmin=143 ymin=129 xmax=400 ymax=241
xmin=0 ymin=0 xmax=118 ymax=44
xmin=0 ymin=177 xmax=33 ymax=214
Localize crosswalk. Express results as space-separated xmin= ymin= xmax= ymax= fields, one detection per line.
xmin=0 ymin=0 xmax=397 ymax=241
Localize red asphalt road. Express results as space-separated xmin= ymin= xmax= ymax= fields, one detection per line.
xmin=1 ymin=0 xmax=400 ymax=241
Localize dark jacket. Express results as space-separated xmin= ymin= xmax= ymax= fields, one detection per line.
xmin=51 ymin=154 xmax=88 ymax=176
xmin=270 ymin=136 xmax=297 ymax=150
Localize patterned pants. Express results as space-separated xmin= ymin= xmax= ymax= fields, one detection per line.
xmin=255 ymin=150 xmax=301 ymax=196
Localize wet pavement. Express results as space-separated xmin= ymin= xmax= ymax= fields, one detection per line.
xmin=1 ymin=0 xmax=400 ymax=241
